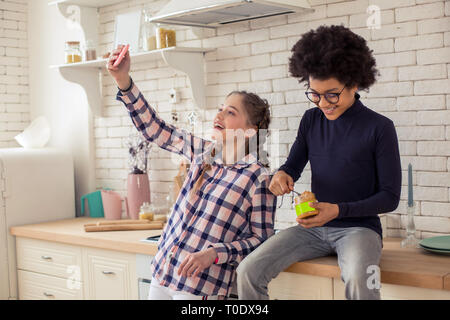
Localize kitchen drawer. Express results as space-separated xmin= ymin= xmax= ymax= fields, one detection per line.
xmin=333 ymin=278 xmax=450 ymax=300
xmin=16 ymin=238 xmax=83 ymax=279
xmin=83 ymin=247 xmax=138 ymax=300
xmin=268 ymin=272 xmax=333 ymax=300
xmin=18 ymin=270 xmax=83 ymax=300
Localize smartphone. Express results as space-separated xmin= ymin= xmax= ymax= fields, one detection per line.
xmin=141 ymin=235 xmax=161 ymax=243
xmin=113 ymin=44 xmax=129 ymax=67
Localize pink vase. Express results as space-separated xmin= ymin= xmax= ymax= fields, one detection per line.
xmin=127 ymin=173 xmax=150 ymax=220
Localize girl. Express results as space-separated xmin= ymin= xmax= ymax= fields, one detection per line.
xmin=107 ymin=45 xmax=276 ymax=300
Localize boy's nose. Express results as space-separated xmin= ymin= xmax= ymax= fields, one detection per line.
xmin=318 ymin=98 xmax=331 ymax=109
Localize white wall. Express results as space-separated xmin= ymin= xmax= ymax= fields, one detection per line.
xmin=27 ymin=0 xmax=95 ymax=217
xmin=95 ymin=0 xmax=450 ymax=238
xmin=0 ymin=0 xmax=29 ymax=148
xmin=11 ymin=0 xmax=450 ymax=236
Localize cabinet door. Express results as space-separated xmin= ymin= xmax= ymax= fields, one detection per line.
xmin=16 ymin=238 xmax=83 ymax=279
xmin=268 ymin=272 xmax=333 ymax=300
xmin=83 ymin=248 xmax=138 ymax=300
xmin=18 ymin=270 xmax=83 ymax=300
xmin=333 ymin=278 xmax=450 ymax=300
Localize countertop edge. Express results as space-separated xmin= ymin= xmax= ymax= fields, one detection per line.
xmin=285 ymin=261 xmax=447 ymax=291
xmin=10 ymin=226 xmax=159 ymax=256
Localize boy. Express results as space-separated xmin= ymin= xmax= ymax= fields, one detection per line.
xmin=236 ymin=25 xmax=401 ymax=300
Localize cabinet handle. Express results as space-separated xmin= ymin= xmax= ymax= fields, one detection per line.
xmin=43 ymin=292 xmax=54 ymax=297
xmin=102 ymin=271 xmax=115 ymax=275
xmin=41 ymin=256 xmax=52 ymax=261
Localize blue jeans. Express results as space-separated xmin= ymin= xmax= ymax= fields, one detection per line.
xmin=236 ymin=225 xmax=382 ymax=300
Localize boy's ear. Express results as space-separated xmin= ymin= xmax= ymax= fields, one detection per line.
xmin=348 ymin=85 xmax=359 ymax=94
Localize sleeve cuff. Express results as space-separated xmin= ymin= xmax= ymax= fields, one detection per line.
xmin=337 ymin=203 xmax=348 ymax=219
xmin=278 ymin=165 xmax=299 ymax=182
xmin=209 ymin=243 xmax=228 ymax=265
xmin=115 ymin=80 xmax=141 ymax=112
xmin=118 ymin=76 xmax=133 ymax=92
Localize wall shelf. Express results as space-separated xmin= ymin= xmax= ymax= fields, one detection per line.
xmin=50 ymin=0 xmax=214 ymax=116
xmin=48 ymin=0 xmax=124 ymax=8
xmin=50 ymin=46 xmax=214 ymax=116
xmin=50 ymin=47 xmax=212 ymax=69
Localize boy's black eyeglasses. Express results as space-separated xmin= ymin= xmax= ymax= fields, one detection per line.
xmin=305 ymin=85 xmax=346 ymax=104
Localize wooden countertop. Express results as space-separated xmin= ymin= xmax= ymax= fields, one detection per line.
xmin=10 ymin=217 xmax=162 ymax=256
xmin=285 ymin=238 xmax=450 ymax=291
xmin=10 ymin=218 xmax=450 ymax=291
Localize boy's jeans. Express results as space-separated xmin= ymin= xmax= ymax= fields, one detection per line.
xmin=236 ymin=225 xmax=382 ymax=300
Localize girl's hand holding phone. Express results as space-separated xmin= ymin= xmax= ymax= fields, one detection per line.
xmin=107 ymin=44 xmax=131 ymax=90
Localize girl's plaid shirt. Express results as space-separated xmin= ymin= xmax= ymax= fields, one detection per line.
xmin=117 ymin=82 xmax=276 ymax=297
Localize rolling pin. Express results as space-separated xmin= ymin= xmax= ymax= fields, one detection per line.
xmin=84 ymin=221 xmax=163 ymax=232
xmin=84 ymin=220 xmax=152 ymax=227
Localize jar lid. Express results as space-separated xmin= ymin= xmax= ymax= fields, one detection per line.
xmin=66 ymin=41 xmax=80 ymax=45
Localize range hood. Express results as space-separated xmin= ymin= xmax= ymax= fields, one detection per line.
xmin=148 ymin=0 xmax=313 ymax=28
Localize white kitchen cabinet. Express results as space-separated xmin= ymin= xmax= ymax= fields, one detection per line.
xmin=333 ymin=278 xmax=450 ymax=300
xmin=268 ymin=271 xmax=450 ymax=300
xmin=82 ymin=247 xmax=138 ymax=300
xmin=16 ymin=237 xmax=83 ymax=279
xmin=16 ymin=237 xmax=138 ymax=300
xmin=18 ymin=270 xmax=83 ymax=300
xmin=16 ymin=238 xmax=85 ymax=300
xmin=268 ymin=272 xmax=334 ymax=300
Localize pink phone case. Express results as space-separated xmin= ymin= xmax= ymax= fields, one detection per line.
xmin=113 ymin=44 xmax=129 ymax=67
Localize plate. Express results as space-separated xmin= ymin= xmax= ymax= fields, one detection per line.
xmin=419 ymin=236 xmax=450 ymax=251
xmin=419 ymin=244 xmax=450 ymax=256
xmin=419 ymin=243 xmax=450 ymax=251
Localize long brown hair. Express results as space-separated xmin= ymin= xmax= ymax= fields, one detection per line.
xmin=191 ymin=91 xmax=271 ymax=195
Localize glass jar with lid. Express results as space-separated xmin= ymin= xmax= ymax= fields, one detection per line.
xmin=84 ymin=40 xmax=97 ymax=61
xmin=139 ymin=202 xmax=154 ymax=221
xmin=155 ymin=24 xmax=176 ymax=49
xmin=142 ymin=9 xmax=157 ymax=51
xmin=150 ymin=193 xmax=169 ymax=223
xmin=65 ymin=41 xmax=82 ymax=64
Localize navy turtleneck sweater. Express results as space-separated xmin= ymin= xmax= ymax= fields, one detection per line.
xmin=279 ymin=93 xmax=402 ymax=237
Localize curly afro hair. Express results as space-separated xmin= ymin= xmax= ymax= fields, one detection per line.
xmin=289 ymin=25 xmax=379 ymax=91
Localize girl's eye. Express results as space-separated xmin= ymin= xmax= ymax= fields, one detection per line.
xmin=228 ymin=111 xmax=235 ymax=116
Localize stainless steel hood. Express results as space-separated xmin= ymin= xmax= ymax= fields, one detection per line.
xmin=148 ymin=0 xmax=313 ymax=28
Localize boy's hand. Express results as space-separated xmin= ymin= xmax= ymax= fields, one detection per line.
xmin=106 ymin=45 xmax=131 ymax=90
xmin=269 ymin=170 xmax=294 ymax=196
xmin=296 ymin=202 xmax=339 ymax=228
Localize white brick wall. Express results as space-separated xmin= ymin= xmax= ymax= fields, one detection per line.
xmin=0 ymin=0 xmax=29 ymax=148
xmin=90 ymin=0 xmax=450 ymax=237
xmin=2 ymin=0 xmax=447 ymax=237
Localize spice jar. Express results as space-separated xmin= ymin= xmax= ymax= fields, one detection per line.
xmin=139 ymin=202 xmax=154 ymax=221
xmin=155 ymin=25 xmax=176 ymax=49
xmin=65 ymin=41 xmax=82 ymax=64
xmin=84 ymin=40 xmax=97 ymax=61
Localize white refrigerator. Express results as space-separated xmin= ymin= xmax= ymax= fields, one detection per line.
xmin=0 ymin=148 xmax=76 ymax=300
